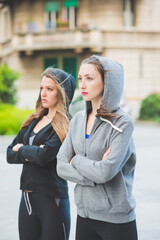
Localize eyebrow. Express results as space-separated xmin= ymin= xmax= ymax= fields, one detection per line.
xmin=40 ymin=85 xmax=54 ymax=88
xmin=78 ymin=73 xmax=93 ymax=77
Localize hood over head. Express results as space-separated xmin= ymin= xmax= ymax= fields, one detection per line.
xmin=84 ymin=55 xmax=124 ymax=113
xmin=52 ymin=68 xmax=76 ymax=107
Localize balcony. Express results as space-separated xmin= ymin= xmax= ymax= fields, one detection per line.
xmin=0 ymin=29 xmax=103 ymax=57
xmin=1 ymin=27 xmax=160 ymax=58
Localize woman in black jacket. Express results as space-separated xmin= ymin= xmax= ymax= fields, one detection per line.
xmin=7 ymin=67 xmax=76 ymax=240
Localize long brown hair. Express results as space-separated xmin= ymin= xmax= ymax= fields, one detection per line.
xmin=21 ymin=67 xmax=69 ymax=142
xmin=82 ymin=56 xmax=117 ymax=120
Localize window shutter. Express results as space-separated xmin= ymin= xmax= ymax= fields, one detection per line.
xmin=45 ymin=1 xmax=59 ymax=12
xmin=64 ymin=0 xmax=78 ymax=8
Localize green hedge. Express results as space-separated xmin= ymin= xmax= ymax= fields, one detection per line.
xmin=0 ymin=104 xmax=33 ymax=135
xmin=0 ymin=64 xmax=20 ymax=104
xmin=139 ymin=93 xmax=160 ymax=122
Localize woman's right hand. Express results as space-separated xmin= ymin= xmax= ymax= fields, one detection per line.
xmin=102 ymin=147 xmax=111 ymax=160
xmin=12 ymin=143 xmax=24 ymax=152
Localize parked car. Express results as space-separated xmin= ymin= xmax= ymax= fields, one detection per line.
xmin=69 ymin=93 xmax=130 ymax=116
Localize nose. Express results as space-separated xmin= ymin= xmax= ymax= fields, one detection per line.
xmin=79 ymin=79 xmax=86 ymax=89
xmin=41 ymin=89 xmax=47 ymax=97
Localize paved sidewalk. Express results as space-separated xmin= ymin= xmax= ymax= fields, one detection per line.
xmin=0 ymin=122 xmax=160 ymax=240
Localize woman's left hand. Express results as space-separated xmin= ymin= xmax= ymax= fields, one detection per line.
xmin=12 ymin=143 xmax=24 ymax=152
xmin=102 ymin=147 xmax=111 ymax=160
xmin=40 ymin=145 xmax=44 ymax=148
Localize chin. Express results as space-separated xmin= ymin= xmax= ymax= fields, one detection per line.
xmin=82 ymin=96 xmax=90 ymax=101
xmin=42 ymin=103 xmax=49 ymax=108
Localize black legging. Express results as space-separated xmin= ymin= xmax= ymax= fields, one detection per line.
xmin=76 ymin=215 xmax=138 ymax=240
xmin=19 ymin=192 xmax=70 ymax=240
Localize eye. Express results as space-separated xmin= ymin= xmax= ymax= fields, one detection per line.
xmin=87 ymin=76 xmax=93 ymax=81
xmin=48 ymin=88 xmax=53 ymax=91
xmin=78 ymin=76 xmax=82 ymax=81
xmin=40 ymin=86 xmax=43 ymax=91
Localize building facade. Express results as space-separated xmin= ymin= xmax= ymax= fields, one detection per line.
xmin=0 ymin=0 xmax=160 ymax=118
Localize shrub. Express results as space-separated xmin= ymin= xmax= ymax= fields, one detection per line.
xmin=139 ymin=93 xmax=160 ymax=122
xmin=0 ymin=104 xmax=33 ymax=135
xmin=0 ymin=64 xmax=20 ymax=104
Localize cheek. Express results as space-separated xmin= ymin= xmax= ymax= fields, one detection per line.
xmin=52 ymin=91 xmax=58 ymax=101
xmin=95 ymin=82 xmax=104 ymax=95
xmin=51 ymin=93 xmax=57 ymax=100
xmin=100 ymin=84 xmax=104 ymax=94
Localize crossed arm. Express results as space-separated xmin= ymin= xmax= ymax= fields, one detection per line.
xmin=12 ymin=143 xmax=45 ymax=162
xmin=57 ymin=117 xmax=134 ymax=185
xmin=7 ymin=127 xmax=61 ymax=166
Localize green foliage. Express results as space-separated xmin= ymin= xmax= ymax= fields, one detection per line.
xmin=0 ymin=104 xmax=34 ymax=135
xmin=139 ymin=93 xmax=160 ymax=122
xmin=0 ymin=64 xmax=20 ymax=104
xmin=73 ymin=94 xmax=83 ymax=103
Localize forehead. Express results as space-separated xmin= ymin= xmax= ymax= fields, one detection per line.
xmin=78 ymin=63 xmax=98 ymax=75
xmin=41 ymin=76 xmax=56 ymax=87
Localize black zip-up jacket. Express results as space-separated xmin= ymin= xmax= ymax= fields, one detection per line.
xmin=7 ymin=69 xmax=76 ymax=198
xmin=7 ymin=117 xmax=68 ymax=198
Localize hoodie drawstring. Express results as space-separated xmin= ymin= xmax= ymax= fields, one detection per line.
xmin=100 ymin=117 xmax=123 ymax=133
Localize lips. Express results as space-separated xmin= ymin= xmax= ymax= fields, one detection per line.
xmin=81 ymin=92 xmax=88 ymax=96
xmin=42 ymin=99 xmax=47 ymax=103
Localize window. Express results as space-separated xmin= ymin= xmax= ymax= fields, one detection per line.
xmin=123 ymin=0 xmax=135 ymax=27
xmin=44 ymin=58 xmax=58 ymax=69
xmin=45 ymin=1 xmax=59 ymax=30
xmin=43 ymin=57 xmax=77 ymax=85
xmin=62 ymin=57 xmax=77 ymax=85
xmin=63 ymin=0 xmax=78 ymax=29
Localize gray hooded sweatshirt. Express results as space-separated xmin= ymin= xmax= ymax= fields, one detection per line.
xmin=57 ymin=55 xmax=136 ymax=224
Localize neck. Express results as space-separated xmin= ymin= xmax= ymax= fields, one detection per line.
xmin=47 ymin=107 xmax=57 ymax=119
xmin=91 ymin=97 xmax=103 ymax=116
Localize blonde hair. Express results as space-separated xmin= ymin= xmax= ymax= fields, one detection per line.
xmin=21 ymin=67 xmax=69 ymax=142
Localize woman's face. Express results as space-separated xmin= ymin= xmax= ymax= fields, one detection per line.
xmin=78 ymin=63 xmax=104 ymax=102
xmin=40 ymin=76 xmax=58 ymax=109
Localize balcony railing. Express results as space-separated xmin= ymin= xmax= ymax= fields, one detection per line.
xmin=1 ymin=27 xmax=160 ymax=57
xmin=0 ymin=29 xmax=103 ymax=57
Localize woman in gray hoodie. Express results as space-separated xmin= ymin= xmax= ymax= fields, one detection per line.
xmin=57 ymin=55 xmax=138 ymax=240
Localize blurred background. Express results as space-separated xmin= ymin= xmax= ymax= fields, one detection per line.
xmin=0 ymin=0 xmax=160 ymax=120
xmin=0 ymin=0 xmax=160 ymax=239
